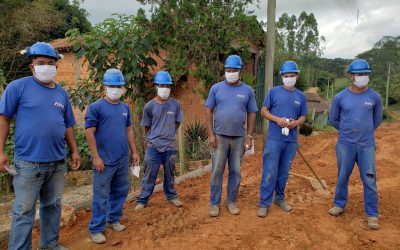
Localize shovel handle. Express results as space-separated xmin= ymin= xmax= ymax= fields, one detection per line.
xmin=297 ymin=148 xmax=328 ymax=190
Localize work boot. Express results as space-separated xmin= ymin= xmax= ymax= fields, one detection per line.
xmin=274 ymin=200 xmax=292 ymax=212
xmin=226 ymin=203 xmax=241 ymax=215
xmin=169 ymin=198 xmax=184 ymax=207
xmin=209 ymin=205 xmax=220 ymax=217
xmin=89 ymin=232 xmax=106 ymax=244
xmin=328 ymin=206 xmax=344 ymax=216
xmin=257 ymin=207 xmax=268 ymax=218
xmin=107 ymin=222 xmax=126 ymax=232
xmin=367 ymin=217 xmax=379 ymax=230
xmin=135 ymin=203 xmax=145 ymax=211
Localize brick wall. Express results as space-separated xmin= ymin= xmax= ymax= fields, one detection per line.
xmin=54 ymin=49 xmax=257 ymax=128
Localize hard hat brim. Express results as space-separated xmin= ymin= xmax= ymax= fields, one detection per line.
xmin=348 ymin=69 xmax=372 ymax=73
xmin=103 ymin=82 xmax=125 ymax=86
xmin=280 ymin=70 xmax=300 ymax=74
xmin=154 ymin=81 xmax=173 ymax=85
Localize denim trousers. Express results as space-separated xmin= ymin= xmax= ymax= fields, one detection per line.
xmin=9 ymin=159 xmax=66 ymax=250
xmin=333 ymin=142 xmax=378 ymax=217
xmin=209 ymin=134 xmax=245 ymax=206
xmin=259 ymin=140 xmax=298 ymax=208
xmin=88 ymin=155 xmax=130 ymax=234
xmin=136 ymin=147 xmax=178 ymax=205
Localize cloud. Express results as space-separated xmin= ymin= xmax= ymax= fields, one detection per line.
xmin=249 ymin=0 xmax=400 ymax=58
xmin=81 ymin=0 xmax=149 ymax=24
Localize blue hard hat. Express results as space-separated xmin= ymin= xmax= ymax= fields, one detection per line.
xmin=154 ymin=71 xmax=173 ymax=85
xmin=280 ymin=61 xmax=300 ymax=74
xmin=26 ymin=42 xmax=61 ymax=60
xmin=348 ymin=59 xmax=371 ymax=74
xmin=103 ymin=68 xmax=126 ymax=86
xmin=224 ymin=55 xmax=243 ymax=69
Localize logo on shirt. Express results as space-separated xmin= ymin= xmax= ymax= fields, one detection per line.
xmin=167 ymin=111 xmax=175 ymax=115
xmin=364 ymin=101 xmax=373 ymax=107
xmin=122 ymin=112 xmax=128 ymax=117
xmin=54 ymin=102 xmax=64 ymax=109
xmin=294 ymin=100 xmax=301 ymax=106
xmin=237 ymin=94 xmax=246 ymax=99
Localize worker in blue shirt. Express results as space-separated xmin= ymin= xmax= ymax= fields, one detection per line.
xmin=0 ymin=42 xmax=81 ymax=250
xmin=85 ymin=68 xmax=140 ymax=244
xmin=257 ymin=61 xmax=307 ymax=218
xmin=206 ymin=55 xmax=258 ymax=217
xmin=328 ymin=59 xmax=383 ymax=230
xmin=135 ymin=71 xmax=184 ymax=211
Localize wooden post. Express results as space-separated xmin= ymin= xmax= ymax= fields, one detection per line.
xmin=262 ymin=0 xmax=276 ymax=142
xmin=312 ymin=107 xmax=316 ymax=124
xmin=178 ymin=112 xmax=187 ymax=175
xmin=385 ymin=61 xmax=391 ymax=108
xmin=326 ymin=79 xmax=330 ymax=100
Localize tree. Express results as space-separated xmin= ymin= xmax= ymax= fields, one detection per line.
xmin=275 ymin=11 xmax=325 ymax=90
xmin=357 ymin=36 xmax=400 ymax=103
xmin=52 ymin=0 xmax=92 ymax=38
xmin=66 ymin=11 xmax=157 ymax=111
xmin=138 ymin=0 xmax=263 ymax=95
xmin=0 ymin=0 xmax=91 ymax=85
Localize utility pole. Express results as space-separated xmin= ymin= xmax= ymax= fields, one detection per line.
xmin=262 ymin=0 xmax=276 ymax=141
xmin=385 ymin=61 xmax=391 ymax=108
xmin=331 ymin=79 xmax=334 ymax=100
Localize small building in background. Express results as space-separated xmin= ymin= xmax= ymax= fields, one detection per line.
xmin=304 ymin=87 xmax=331 ymax=127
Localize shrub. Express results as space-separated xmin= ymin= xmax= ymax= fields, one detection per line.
xmin=67 ymin=126 xmax=92 ymax=171
xmin=184 ymin=122 xmax=210 ymax=161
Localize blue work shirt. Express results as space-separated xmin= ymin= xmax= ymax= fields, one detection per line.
xmin=264 ymin=86 xmax=307 ymax=142
xmin=0 ymin=76 xmax=76 ymax=162
xmin=329 ymin=87 xmax=382 ymax=147
xmin=85 ymin=98 xmax=131 ymax=165
xmin=205 ymin=81 xmax=258 ymax=137
xmin=141 ymin=98 xmax=182 ymax=152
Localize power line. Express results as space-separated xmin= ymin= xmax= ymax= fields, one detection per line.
xmin=330 ymin=0 xmax=369 ymax=42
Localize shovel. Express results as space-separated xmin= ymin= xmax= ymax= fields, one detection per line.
xmin=289 ymin=148 xmax=331 ymax=198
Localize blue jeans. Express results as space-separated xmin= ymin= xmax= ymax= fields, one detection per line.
xmin=333 ymin=142 xmax=378 ymax=217
xmin=8 ymin=159 xmax=66 ymax=250
xmin=136 ymin=147 xmax=178 ymax=205
xmin=259 ymin=140 xmax=298 ymax=208
xmin=210 ymin=134 xmax=245 ymax=206
xmin=89 ymin=155 xmax=130 ymax=234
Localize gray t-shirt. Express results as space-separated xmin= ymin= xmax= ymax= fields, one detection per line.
xmin=205 ymin=81 xmax=258 ymax=136
xmin=141 ymin=98 xmax=182 ymax=152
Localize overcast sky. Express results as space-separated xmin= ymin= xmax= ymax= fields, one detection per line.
xmin=80 ymin=0 xmax=400 ymax=59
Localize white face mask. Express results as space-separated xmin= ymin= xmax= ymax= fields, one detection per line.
xmin=225 ymin=71 xmax=240 ymax=83
xmin=33 ymin=65 xmax=57 ymax=83
xmin=282 ymin=76 xmax=297 ymax=88
xmin=106 ymin=87 xmax=123 ymax=101
xmin=354 ymin=75 xmax=369 ymax=88
xmin=157 ymin=87 xmax=171 ymax=99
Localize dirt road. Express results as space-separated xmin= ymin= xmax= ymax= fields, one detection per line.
xmin=4 ymin=122 xmax=400 ymax=249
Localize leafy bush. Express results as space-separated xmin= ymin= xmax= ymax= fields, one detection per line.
xmin=67 ymin=126 xmax=92 ymax=171
xmin=184 ymin=122 xmax=210 ymax=161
